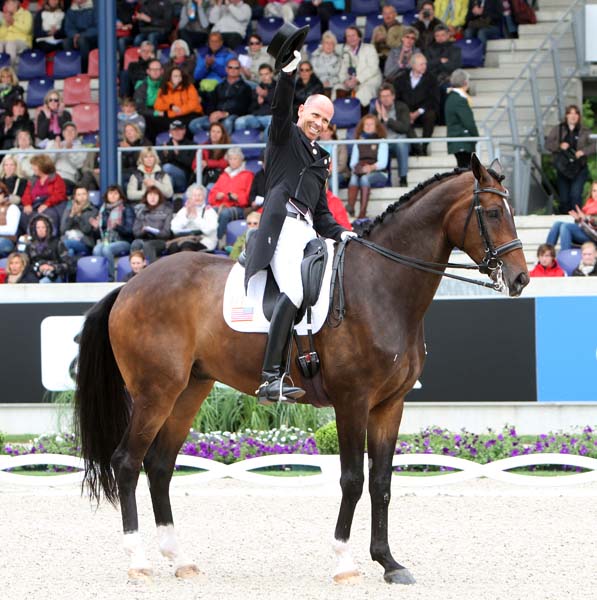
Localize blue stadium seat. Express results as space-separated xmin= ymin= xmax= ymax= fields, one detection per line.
xmin=155 ymin=131 xmax=170 ymax=146
xmin=116 ymin=256 xmax=132 ymax=282
xmin=226 ymin=219 xmax=247 ymax=246
xmin=305 ymin=40 xmax=319 ymax=54
xmin=81 ymin=132 xmax=99 ymax=146
xmin=245 ymin=159 xmax=263 ymax=174
xmin=329 ymin=14 xmax=357 ymax=44
xmin=88 ymin=190 xmax=102 ymax=208
xmin=231 ymin=128 xmax=262 ymax=160
xmin=193 ymin=130 xmax=209 ymax=144
xmin=455 ymin=38 xmax=485 ymax=68
xmin=364 ymin=14 xmax=383 ymax=42
xmin=293 ymin=16 xmax=321 ymax=45
xmin=158 ymin=46 xmax=170 ymax=65
xmin=26 ymin=78 xmax=54 ymax=108
xmin=76 ymin=256 xmax=110 ymax=282
xmin=0 ymin=53 xmax=10 ymax=68
xmin=401 ymin=10 xmax=417 ymax=25
xmin=557 ymin=249 xmax=581 ymax=276
xmin=0 ymin=257 xmax=7 ymax=268
xmin=53 ymin=50 xmax=81 ymax=79
xmin=332 ymin=98 xmax=361 ymax=128
xmin=256 ymin=17 xmax=284 ymax=45
xmin=17 ymin=50 xmax=46 ymax=80
xmin=386 ymin=0 xmax=416 ymax=13
xmin=350 ymin=0 xmax=379 ymax=15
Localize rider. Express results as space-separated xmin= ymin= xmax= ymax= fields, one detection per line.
xmin=244 ymin=50 xmax=356 ymax=404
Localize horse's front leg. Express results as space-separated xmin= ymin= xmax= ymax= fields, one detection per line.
xmin=367 ymin=397 xmax=415 ymax=584
xmin=332 ymin=404 xmax=368 ymax=583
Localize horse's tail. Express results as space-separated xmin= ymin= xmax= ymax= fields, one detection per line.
xmin=74 ymin=287 xmax=129 ymax=506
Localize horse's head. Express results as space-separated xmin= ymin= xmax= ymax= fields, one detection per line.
xmin=448 ymin=154 xmax=529 ymax=297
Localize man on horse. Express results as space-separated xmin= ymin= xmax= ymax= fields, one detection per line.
xmin=244 ymin=49 xmax=355 ymax=404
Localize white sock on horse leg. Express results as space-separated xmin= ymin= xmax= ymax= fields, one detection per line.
xmin=157 ymin=524 xmax=192 ymax=569
xmin=332 ymin=539 xmax=359 ymax=579
xmin=123 ymin=531 xmax=152 ymax=571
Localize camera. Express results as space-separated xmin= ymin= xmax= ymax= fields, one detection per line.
xmin=347 ymin=67 xmax=356 ymax=77
xmin=422 ymin=9 xmax=431 ymax=18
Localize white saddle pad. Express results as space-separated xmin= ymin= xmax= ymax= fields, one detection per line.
xmin=223 ymin=239 xmax=336 ymax=335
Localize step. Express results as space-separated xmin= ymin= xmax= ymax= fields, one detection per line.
xmin=536 ymin=9 xmax=569 ymax=22
xmin=487 ymin=35 xmax=574 ymax=52
xmin=485 ymin=49 xmax=577 ymax=66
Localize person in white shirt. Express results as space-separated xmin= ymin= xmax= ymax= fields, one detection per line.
xmin=46 ymin=121 xmax=87 ymax=195
xmin=208 ymin=0 xmax=251 ymax=50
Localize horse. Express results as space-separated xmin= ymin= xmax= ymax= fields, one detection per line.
xmin=74 ymin=155 xmax=529 ymax=584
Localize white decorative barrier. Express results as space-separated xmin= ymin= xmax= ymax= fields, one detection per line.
xmin=1 ymin=453 xmax=597 ymax=489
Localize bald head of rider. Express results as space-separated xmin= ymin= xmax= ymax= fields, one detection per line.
xmin=297 ymin=94 xmax=334 ymax=141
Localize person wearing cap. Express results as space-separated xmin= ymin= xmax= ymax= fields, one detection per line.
xmin=243 ymin=27 xmax=354 ymax=404
xmin=46 ymin=121 xmax=87 ymax=195
xmin=159 ymin=120 xmax=195 ymax=194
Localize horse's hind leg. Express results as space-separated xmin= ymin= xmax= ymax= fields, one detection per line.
xmin=367 ymin=398 xmax=415 ymax=585
xmin=143 ymin=378 xmax=214 ymax=578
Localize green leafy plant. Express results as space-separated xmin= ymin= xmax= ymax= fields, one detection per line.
xmin=314 ymin=421 xmax=339 ymax=454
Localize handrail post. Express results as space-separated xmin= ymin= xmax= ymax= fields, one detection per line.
xmin=507 ymin=96 xmax=525 ymax=214
xmin=530 ymin=73 xmax=545 ymax=154
xmin=550 ymin=38 xmax=566 ymax=122
xmin=572 ymin=5 xmax=585 ymax=69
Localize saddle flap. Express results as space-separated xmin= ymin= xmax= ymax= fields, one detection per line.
xmin=301 ymin=238 xmax=328 ymax=308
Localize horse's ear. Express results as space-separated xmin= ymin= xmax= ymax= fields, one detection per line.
xmin=470 ymin=153 xmax=485 ymax=182
xmin=489 ymin=157 xmax=503 ymax=177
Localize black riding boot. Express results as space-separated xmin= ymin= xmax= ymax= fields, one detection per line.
xmin=257 ymin=294 xmax=305 ymax=404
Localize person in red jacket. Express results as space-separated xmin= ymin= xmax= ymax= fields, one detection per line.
xmin=191 ymin=122 xmax=231 ymax=188
xmin=325 ymin=187 xmax=352 ymax=230
xmin=208 ymin=146 xmax=254 ymax=243
xmin=529 ymin=243 xmax=565 ymax=278
xmin=19 ymin=153 xmax=67 ymax=234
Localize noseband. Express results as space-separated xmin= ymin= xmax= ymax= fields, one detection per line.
xmin=462 ymin=180 xmax=523 ymax=275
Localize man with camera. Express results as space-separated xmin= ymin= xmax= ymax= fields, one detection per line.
xmin=413 ymin=1 xmax=444 ymax=51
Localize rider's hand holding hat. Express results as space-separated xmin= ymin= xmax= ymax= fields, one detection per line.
xmin=282 ymin=50 xmax=302 ymax=73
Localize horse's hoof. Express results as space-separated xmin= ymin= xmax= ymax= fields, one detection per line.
xmin=127 ymin=568 xmax=153 ymax=581
xmin=175 ymin=564 xmax=203 ymax=579
xmin=333 ymin=570 xmax=362 ymax=584
xmin=384 ymin=567 xmax=415 ymax=585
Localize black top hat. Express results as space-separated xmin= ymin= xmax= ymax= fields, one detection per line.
xmin=267 ymin=22 xmax=310 ymax=71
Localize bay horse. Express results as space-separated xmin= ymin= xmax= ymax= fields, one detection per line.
xmin=75 ymin=155 xmax=529 ymax=584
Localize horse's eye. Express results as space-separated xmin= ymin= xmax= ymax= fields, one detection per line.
xmin=486 ymin=209 xmax=500 ymax=219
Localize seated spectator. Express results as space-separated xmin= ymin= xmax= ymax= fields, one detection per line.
xmin=196 ymin=121 xmax=230 ymax=188
xmin=229 ymin=209 xmax=260 ymax=260
xmin=190 ymin=58 xmax=252 ymax=134
xmin=123 ymin=249 xmax=147 ymax=281
xmin=572 ymin=241 xmax=597 ymax=277
xmin=0 ymin=154 xmax=28 ymax=204
xmin=239 ymin=34 xmax=275 ymax=88
xmin=425 ymin=24 xmax=462 ymax=88
xmin=132 ymin=0 xmax=174 ymax=48
xmin=347 ymin=115 xmax=389 ymax=219
xmin=234 ymin=63 xmax=274 ymax=134
xmin=168 ymin=183 xmax=218 ymax=253
xmin=435 ymin=0 xmax=469 ymax=39
xmin=130 ymin=185 xmax=173 ymax=262
xmin=167 ymin=39 xmax=197 ymax=81
xmin=77 ymin=141 xmax=99 ymax=190
xmin=319 ymin=124 xmax=350 ymax=187
xmin=529 ymin=243 xmax=565 ymax=278
xmin=119 ymin=123 xmax=150 ymax=184
xmin=117 ymin=97 xmax=146 ymax=140
xmin=1 ymin=98 xmax=34 ymax=150
xmin=547 ymin=181 xmax=597 ymax=250
xmin=20 ymin=154 xmax=67 ymax=233
xmin=394 ymin=53 xmax=439 ymax=156
xmin=293 ymin=61 xmax=324 ymax=119
xmin=0 ymin=181 xmax=19 ymax=256
xmin=178 ymin=0 xmax=210 ymax=50
xmin=371 ymin=5 xmax=403 ymax=72
xmin=208 ymin=147 xmax=253 ymax=243
xmin=3 ymin=250 xmax=37 ymax=283
xmin=264 ymin=0 xmax=299 ymax=23
xmin=208 ymin=0 xmax=251 ymax=50
xmin=193 ymin=32 xmax=235 ymax=93
xmin=126 ymin=41 xmax=155 ymax=98
xmin=464 ymin=0 xmax=503 ymax=47
xmin=63 ymin=0 xmax=98 ymax=72
xmin=46 ymin=121 xmax=87 ymax=195
xmin=12 ymin=128 xmax=36 ymax=179
xmin=384 ymin=27 xmax=422 ymax=85
xmin=310 ymin=32 xmax=342 ymax=98
xmin=297 ymin=0 xmax=343 ymax=33
xmin=153 ymin=65 xmax=203 ymax=128
xmin=133 ymin=59 xmax=169 ymax=142
xmin=445 ymin=69 xmax=478 ymax=168
xmin=36 ymin=90 xmax=72 ymax=147
xmin=247 ymin=165 xmax=265 ymax=211
xmin=337 ymin=26 xmax=382 ymax=110
xmin=0 ymin=0 xmax=32 ymax=66
xmin=116 ymin=0 xmax=135 ymax=55
xmin=91 ymin=184 xmax=135 ymax=280
xmin=159 ymin=119 xmax=195 ymax=194
xmin=325 ymin=187 xmax=351 ymax=230
xmin=24 ymin=213 xmax=70 ymax=282
xmin=0 ymin=66 xmax=24 ymax=116
xmin=126 ymin=146 xmax=174 ymax=205
xmin=59 ymin=185 xmax=97 ymax=256
xmin=373 ymin=83 xmax=411 ymax=187
xmin=33 ymin=0 xmax=65 ymax=54
xmin=413 ymin=1 xmax=444 ymax=51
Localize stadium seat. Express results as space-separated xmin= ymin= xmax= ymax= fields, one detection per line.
xmin=332 ymin=97 xmax=361 ymax=128
xmin=53 ymin=50 xmax=81 ymax=79
xmin=88 ymin=190 xmax=101 ymax=208
xmin=116 ymin=256 xmax=132 ymax=282
xmin=193 ymin=130 xmax=209 ymax=144
xmin=0 ymin=257 xmax=7 ymax=269
xmin=17 ymin=50 xmax=46 ymax=80
xmin=557 ymin=248 xmax=581 ymax=276
xmin=87 ymin=48 xmax=99 ymax=77
xmin=364 ymin=14 xmax=383 ymax=42
xmin=329 ymin=14 xmax=357 ymax=44
xmin=155 ymin=131 xmax=170 ymax=146
xmin=158 ymin=46 xmax=170 ymax=65
xmin=63 ymin=74 xmax=92 ymax=106
xmin=350 ymin=0 xmax=379 ymax=15
xmin=81 ymin=132 xmax=99 ymax=146
xmin=25 ymin=77 xmax=54 ymax=108
xmin=293 ymin=16 xmax=321 ymax=44
xmin=244 ymin=159 xmax=263 ymax=174
xmin=401 ymin=10 xmax=417 ymax=25
xmin=256 ymin=17 xmax=284 ymax=45
xmin=72 ymin=103 xmax=100 ymax=133
xmin=455 ymin=38 xmax=485 ymax=68
xmin=226 ymin=219 xmax=247 ymax=246
xmin=76 ymin=256 xmax=110 ymax=282
xmin=122 ymin=47 xmax=139 ymax=70
xmin=305 ymin=40 xmax=319 ymax=54
xmin=0 ymin=52 xmax=10 ymax=68
xmin=231 ymin=128 xmax=262 ymax=160
xmin=386 ymin=0 xmax=416 ymax=13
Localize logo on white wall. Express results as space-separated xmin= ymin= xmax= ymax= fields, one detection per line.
xmin=40 ymin=316 xmax=84 ymax=391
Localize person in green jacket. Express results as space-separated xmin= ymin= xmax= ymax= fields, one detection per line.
xmin=444 ymin=68 xmax=479 ymax=168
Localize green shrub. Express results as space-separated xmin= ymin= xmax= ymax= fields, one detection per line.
xmin=314 ymin=421 xmax=339 ymax=454
xmin=0 ymin=431 xmax=4 ymax=447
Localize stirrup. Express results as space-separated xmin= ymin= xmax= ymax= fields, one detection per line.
xmin=256 ymin=375 xmax=305 ymax=405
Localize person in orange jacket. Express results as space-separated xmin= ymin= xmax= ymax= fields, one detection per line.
xmin=153 ymin=65 xmax=203 ymax=127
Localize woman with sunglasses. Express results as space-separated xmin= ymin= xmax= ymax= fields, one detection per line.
xmin=292 ymin=61 xmax=324 ymax=119
xmin=36 ymin=90 xmax=72 ymax=147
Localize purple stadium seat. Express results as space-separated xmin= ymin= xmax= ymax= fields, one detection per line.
xmin=329 ymin=14 xmax=357 ymax=44
xmin=245 ymin=159 xmax=263 ymax=174
xmin=53 ymin=50 xmax=82 ymax=79
xmin=76 ymin=256 xmax=110 ymax=282
xmin=117 ymin=256 xmax=132 ymax=282
xmin=386 ymin=0 xmax=417 ymax=13
xmin=0 ymin=257 xmax=7 ymax=268
xmin=256 ymin=17 xmax=284 ymax=45
xmin=193 ymin=130 xmax=209 ymax=144
xmin=332 ymin=98 xmax=361 ymax=128
xmin=26 ymin=77 xmax=54 ymax=108
xmin=556 ymin=249 xmax=581 ymax=276
xmin=0 ymin=52 xmax=10 ymax=68
xmin=155 ymin=131 xmax=170 ymax=146
xmin=226 ymin=219 xmax=247 ymax=246
xmin=364 ymin=14 xmax=383 ymax=42
xmin=231 ymin=128 xmax=262 ymax=160
xmin=293 ymin=16 xmax=321 ymax=44
xmin=401 ymin=11 xmax=417 ymax=25
xmin=455 ymin=38 xmax=485 ymax=68
xmin=350 ymin=0 xmax=379 ymax=16
xmin=17 ymin=50 xmax=46 ymax=80
xmin=88 ymin=190 xmax=101 ymax=208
